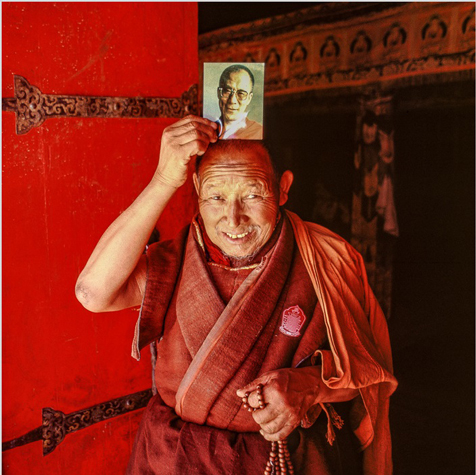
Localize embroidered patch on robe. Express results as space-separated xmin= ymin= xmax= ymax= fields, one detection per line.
xmin=279 ymin=305 xmax=306 ymax=337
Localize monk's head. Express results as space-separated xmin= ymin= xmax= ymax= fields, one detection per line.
xmin=193 ymin=140 xmax=293 ymax=260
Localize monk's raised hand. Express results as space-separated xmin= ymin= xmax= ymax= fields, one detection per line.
xmin=154 ymin=115 xmax=218 ymax=189
xmin=237 ymin=367 xmax=322 ymax=441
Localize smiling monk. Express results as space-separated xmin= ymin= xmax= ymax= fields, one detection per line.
xmin=76 ymin=116 xmax=397 ymax=475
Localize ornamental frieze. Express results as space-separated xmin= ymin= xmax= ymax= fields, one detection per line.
xmin=199 ymin=2 xmax=475 ymax=95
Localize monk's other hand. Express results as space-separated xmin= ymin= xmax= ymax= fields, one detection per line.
xmin=154 ymin=115 xmax=218 ymax=189
xmin=237 ymin=367 xmax=322 ymax=441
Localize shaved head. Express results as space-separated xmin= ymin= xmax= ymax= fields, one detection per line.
xmin=196 ymin=140 xmax=280 ymax=189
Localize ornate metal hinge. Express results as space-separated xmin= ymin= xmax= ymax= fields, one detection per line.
xmin=2 ymin=389 xmax=153 ymax=456
xmin=2 ymin=75 xmax=198 ymax=135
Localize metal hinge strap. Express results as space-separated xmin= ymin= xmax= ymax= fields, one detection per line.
xmin=2 ymin=75 xmax=198 ymax=135
xmin=2 ymin=388 xmax=153 ymax=456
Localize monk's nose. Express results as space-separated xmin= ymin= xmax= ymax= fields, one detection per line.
xmin=226 ymin=200 xmax=243 ymax=228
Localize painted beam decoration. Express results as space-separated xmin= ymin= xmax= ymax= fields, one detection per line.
xmin=199 ymin=2 xmax=475 ymax=94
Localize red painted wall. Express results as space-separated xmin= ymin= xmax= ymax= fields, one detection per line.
xmin=2 ymin=3 xmax=198 ymax=473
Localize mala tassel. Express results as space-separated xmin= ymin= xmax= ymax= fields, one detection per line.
xmin=321 ymin=403 xmax=344 ymax=446
xmin=327 ymin=403 xmax=344 ymax=429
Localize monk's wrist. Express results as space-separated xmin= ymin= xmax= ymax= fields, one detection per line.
xmin=294 ymin=365 xmax=324 ymax=406
xmin=147 ymin=175 xmax=185 ymax=203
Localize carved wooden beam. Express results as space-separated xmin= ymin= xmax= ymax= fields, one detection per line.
xmin=2 ymin=75 xmax=198 ymax=135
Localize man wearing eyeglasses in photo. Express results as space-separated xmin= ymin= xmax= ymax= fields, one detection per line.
xmin=216 ymin=64 xmax=263 ymax=140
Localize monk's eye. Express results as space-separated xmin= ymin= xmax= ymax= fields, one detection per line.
xmin=210 ymin=196 xmax=224 ymax=201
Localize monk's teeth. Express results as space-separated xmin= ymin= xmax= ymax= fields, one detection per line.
xmin=225 ymin=231 xmax=250 ymax=239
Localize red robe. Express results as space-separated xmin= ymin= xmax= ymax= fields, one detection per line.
xmin=128 ymin=213 xmax=396 ymax=474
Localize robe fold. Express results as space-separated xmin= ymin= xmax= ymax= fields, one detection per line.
xmin=286 ymin=210 xmax=398 ymax=474
xmin=129 ymin=212 xmax=396 ymax=474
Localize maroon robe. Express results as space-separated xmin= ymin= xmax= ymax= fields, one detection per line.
xmin=127 ymin=215 xmax=362 ymax=474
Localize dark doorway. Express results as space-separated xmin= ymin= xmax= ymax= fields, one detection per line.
xmin=265 ymin=96 xmax=356 ymax=241
xmin=389 ymin=83 xmax=475 ymax=475
xmin=266 ymin=84 xmax=476 ymax=475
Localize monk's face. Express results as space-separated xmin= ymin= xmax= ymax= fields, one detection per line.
xmin=194 ymin=149 xmax=284 ymax=259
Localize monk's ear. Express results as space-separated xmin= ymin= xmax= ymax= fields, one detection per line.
xmin=193 ymin=173 xmax=200 ymax=196
xmin=278 ymin=170 xmax=293 ymax=206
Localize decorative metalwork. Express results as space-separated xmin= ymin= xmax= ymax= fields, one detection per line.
xmin=1 ymin=426 xmax=43 ymax=452
xmin=2 ymin=75 xmax=198 ymax=135
xmin=42 ymin=407 xmax=66 ymax=456
xmin=2 ymin=389 xmax=153 ymax=456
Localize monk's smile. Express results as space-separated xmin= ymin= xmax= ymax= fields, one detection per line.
xmin=223 ymin=230 xmax=252 ymax=240
xmin=221 ymin=227 xmax=256 ymax=248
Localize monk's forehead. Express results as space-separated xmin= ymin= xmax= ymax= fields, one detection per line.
xmin=199 ymin=150 xmax=274 ymax=180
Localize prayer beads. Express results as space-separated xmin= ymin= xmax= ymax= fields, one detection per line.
xmin=241 ymin=384 xmax=295 ymax=475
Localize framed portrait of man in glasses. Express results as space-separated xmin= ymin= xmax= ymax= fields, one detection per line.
xmin=203 ymin=62 xmax=265 ymax=140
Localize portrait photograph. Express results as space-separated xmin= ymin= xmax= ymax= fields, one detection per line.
xmin=203 ymin=62 xmax=265 ymax=140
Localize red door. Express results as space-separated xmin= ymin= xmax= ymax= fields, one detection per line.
xmin=2 ymin=3 xmax=198 ymax=473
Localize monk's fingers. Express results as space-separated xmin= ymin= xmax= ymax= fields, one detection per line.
xmin=177 ymin=137 xmax=210 ymax=158
xmin=260 ymin=421 xmax=296 ymax=442
xmin=175 ymin=127 xmax=218 ymax=148
xmin=155 ymin=115 xmax=217 ymax=188
xmin=246 ymin=387 xmax=268 ymax=409
xmin=256 ymin=414 xmax=283 ymax=435
xmin=255 ymin=406 xmax=300 ymax=437
xmin=163 ymin=123 xmax=217 ymax=152
xmin=168 ymin=116 xmax=218 ymax=141
xmin=161 ymin=127 xmax=214 ymax=157
xmin=237 ymin=374 xmax=275 ymax=398
xmin=168 ymin=114 xmax=216 ymax=129
xmin=252 ymin=404 xmax=281 ymax=425
xmin=257 ymin=412 xmax=298 ymax=441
